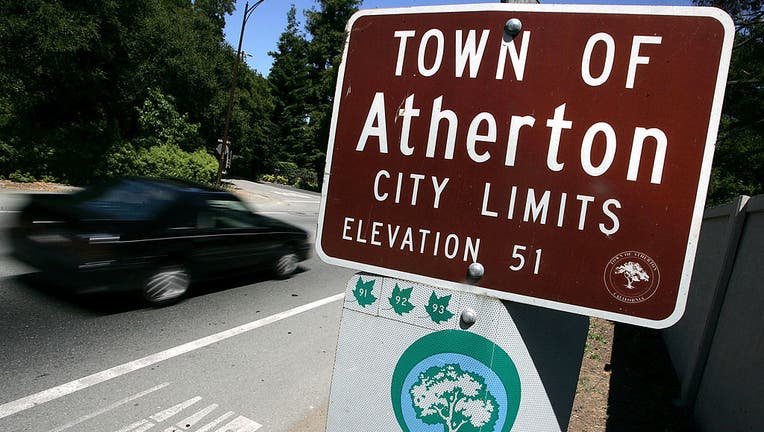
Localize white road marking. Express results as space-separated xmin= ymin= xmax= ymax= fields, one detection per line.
xmin=47 ymin=382 xmax=170 ymax=432
xmin=133 ymin=423 xmax=155 ymax=432
xmin=121 ymin=395 xmax=260 ymax=432
xmin=171 ymin=403 xmax=219 ymax=430
xmin=133 ymin=422 xmax=156 ymax=432
xmin=272 ymin=191 xmax=314 ymax=199
xmin=115 ymin=419 xmax=152 ymax=432
xmin=194 ymin=411 xmax=235 ymax=432
xmin=150 ymin=397 xmax=202 ymax=422
xmin=0 ymin=293 xmax=344 ymax=420
xmin=215 ymin=415 xmax=262 ymax=432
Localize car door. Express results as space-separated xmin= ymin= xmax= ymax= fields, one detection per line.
xmin=191 ymin=198 xmax=277 ymax=275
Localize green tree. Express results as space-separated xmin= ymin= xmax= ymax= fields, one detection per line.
xmin=119 ymin=0 xmax=238 ymax=155
xmin=304 ymin=0 xmax=360 ymax=179
xmin=135 ymin=88 xmax=201 ymax=150
xmin=695 ymin=0 xmax=763 ymax=204
xmin=227 ymin=68 xmax=277 ymax=177
xmin=194 ymin=0 xmax=236 ymax=35
xmin=0 ymin=0 xmax=275 ymax=184
xmin=0 ymin=0 xmax=119 ymax=183
xmin=268 ymin=5 xmax=311 ymax=167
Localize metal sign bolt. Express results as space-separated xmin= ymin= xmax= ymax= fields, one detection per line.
xmin=461 ymin=308 xmax=478 ymax=326
xmin=467 ymin=262 xmax=485 ymax=280
xmin=505 ymin=18 xmax=523 ymax=38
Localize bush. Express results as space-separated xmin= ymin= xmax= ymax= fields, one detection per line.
xmin=8 ymin=171 xmax=36 ymax=183
xmin=260 ymin=174 xmax=289 ymax=185
xmin=294 ymin=177 xmax=320 ymax=192
xmin=274 ymin=161 xmax=300 ymax=181
xmin=269 ymin=160 xmax=318 ymax=190
xmin=136 ymin=145 xmax=217 ymax=184
xmin=259 ymin=160 xmax=319 ymax=191
xmin=104 ymin=142 xmax=140 ymax=179
xmin=0 ymin=140 xmax=18 ymax=177
xmin=105 ymin=143 xmax=217 ymax=184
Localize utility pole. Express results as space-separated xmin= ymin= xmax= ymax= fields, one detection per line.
xmin=216 ymin=0 xmax=266 ymax=187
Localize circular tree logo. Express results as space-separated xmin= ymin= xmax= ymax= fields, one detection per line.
xmin=391 ymin=330 xmax=521 ymax=432
xmin=604 ymin=251 xmax=661 ymax=303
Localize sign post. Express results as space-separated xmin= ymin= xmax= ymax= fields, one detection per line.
xmin=317 ymin=4 xmax=734 ymax=328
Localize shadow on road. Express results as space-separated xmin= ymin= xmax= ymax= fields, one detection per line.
xmin=14 ymin=273 xmax=114 ymax=314
xmin=191 ymin=266 xmax=308 ymax=299
xmin=16 ymin=266 xmax=309 ymax=315
xmin=606 ymin=323 xmax=695 ymax=432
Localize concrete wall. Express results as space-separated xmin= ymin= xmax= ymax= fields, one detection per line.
xmin=663 ymin=196 xmax=749 ymax=405
xmin=663 ymin=195 xmax=764 ymax=431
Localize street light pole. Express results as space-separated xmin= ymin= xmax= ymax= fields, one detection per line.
xmin=216 ymin=0 xmax=266 ymax=187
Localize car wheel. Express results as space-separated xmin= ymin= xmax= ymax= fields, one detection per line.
xmin=274 ymin=251 xmax=299 ymax=279
xmin=142 ymin=264 xmax=190 ymax=306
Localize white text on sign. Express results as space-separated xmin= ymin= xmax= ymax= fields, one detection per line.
xmin=339 ymin=25 xmax=672 ymax=271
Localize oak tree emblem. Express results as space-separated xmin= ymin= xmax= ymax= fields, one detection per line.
xmin=614 ymin=261 xmax=650 ymax=289
xmin=409 ymin=364 xmax=498 ymax=432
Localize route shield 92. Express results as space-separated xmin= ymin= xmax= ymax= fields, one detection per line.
xmin=316 ymin=4 xmax=735 ymax=328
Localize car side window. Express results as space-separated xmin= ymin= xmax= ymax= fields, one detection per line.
xmin=160 ymin=202 xmax=198 ymax=231
xmin=199 ymin=199 xmax=258 ymax=229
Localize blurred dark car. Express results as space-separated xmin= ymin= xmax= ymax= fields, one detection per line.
xmin=10 ymin=177 xmax=311 ymax=305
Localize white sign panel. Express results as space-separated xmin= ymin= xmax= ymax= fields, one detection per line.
xmin=327 ymin=274 xmax=563 ymax=431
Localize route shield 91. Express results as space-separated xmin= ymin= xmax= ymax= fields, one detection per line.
xmin=316 ymin=4 xmax=735 ymax=328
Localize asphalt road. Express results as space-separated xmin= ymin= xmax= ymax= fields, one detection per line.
xmin=0 ymin=180 xmax=356 ymax=432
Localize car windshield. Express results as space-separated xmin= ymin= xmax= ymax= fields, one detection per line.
xmin=75 ymin=179 xmax=178 ymax=220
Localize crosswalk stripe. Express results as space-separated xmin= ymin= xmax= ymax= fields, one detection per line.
xmin=214 ymin=415 xmax=262 ymax=432
xmin=194 ymin=411 xmax=235 ymax=432
xmin=150 ymin=397 xmax=202 ymax=422
xmin=173 ymin=403 xmax=219 ymax=430
xmin=115 ymin=419 xmax=152 ymax=432
xmin=48 ymin=383 xmax=170 ymax=432
xmin=133 ymin=422 xmax=157 ymax=432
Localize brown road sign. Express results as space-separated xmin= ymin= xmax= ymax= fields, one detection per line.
xmin=316 ymin=4 xmax=734 ymax=328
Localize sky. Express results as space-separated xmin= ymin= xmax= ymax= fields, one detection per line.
xmin=223 ymin=0 xmax=693 ymax=76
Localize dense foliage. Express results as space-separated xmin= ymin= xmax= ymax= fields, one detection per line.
xmin=303 ymin=0 xmax=361 ymax=177
xmin=268 ymin=6 xmax=311 ymax=171
xmin=695 ymin=0 xmax=763 ymax=204
xmin=267 ymin=0 xmax=360 ymax=189
xmin=0 ymin=0 xmax=274 ymax=185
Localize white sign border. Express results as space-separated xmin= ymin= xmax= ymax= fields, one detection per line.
xmin=316 ymin=4 xmax=735 ymax=329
